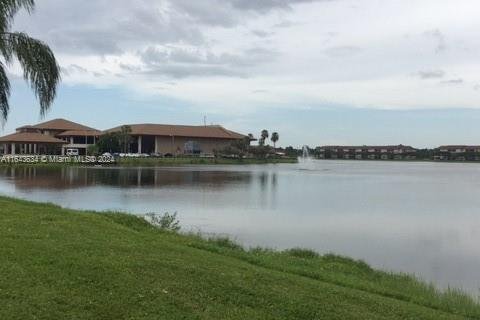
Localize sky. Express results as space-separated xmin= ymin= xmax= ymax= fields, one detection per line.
xmin=3 ymin=0 xmax=480 ymax=148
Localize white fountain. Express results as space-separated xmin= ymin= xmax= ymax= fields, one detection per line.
xmin=298 ymin=145 xmax=315 ymax=170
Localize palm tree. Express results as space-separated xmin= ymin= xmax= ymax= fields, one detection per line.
xmin=271 ymin=132 xmax=279 ymax=149
xmin=119 ymin=125 xmax=132 ymax=153
xmin=0 ymin=0 xmax=60 ymax=121
xmin=261 ymin=129 xmax=269 ymax=145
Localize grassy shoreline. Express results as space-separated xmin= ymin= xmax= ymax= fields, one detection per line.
xmin=1 ymin=196 xmax=478 ymax=319
xmin=0 ymin=156 xmax=298 ymax=167
xmin=116 ymin=156 xmax=298 ymax=166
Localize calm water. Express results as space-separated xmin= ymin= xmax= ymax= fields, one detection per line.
xmin=1 ymin=160 xmax=480 ymax=294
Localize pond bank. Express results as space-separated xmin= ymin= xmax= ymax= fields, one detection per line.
xmin=0 ymin=196 xmax=478 ymax=319
xmin=0 ymin=156 xmax=298 ymax=167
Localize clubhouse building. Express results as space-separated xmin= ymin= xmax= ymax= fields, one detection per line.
xmin=0 ymin=118 xmax=249 ymax=156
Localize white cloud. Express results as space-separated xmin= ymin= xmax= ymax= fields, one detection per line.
xmin=9 ymin=0 xmax=480 ymax=111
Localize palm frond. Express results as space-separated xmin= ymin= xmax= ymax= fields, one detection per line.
xmin=0 ymin=0 xmax=34 ymax=31
xmin=1 ymin=32 xmax=60 ymax=117
xmin=0 ymin=62 xmax=11 ymax=122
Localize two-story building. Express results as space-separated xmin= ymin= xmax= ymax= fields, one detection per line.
xmin=316 ymin=145 xmax=417 ymax=160
xmin=0 ymin=119 xmax=100 ymax=155
xmin=434 ymin=145 xmax=480 ymax=161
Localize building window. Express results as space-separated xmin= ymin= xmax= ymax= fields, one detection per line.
xmin=73 ymin=136 xmax=87 ymax=144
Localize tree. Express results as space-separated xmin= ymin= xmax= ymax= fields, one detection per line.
xmin=96 ymin=133 xmax=121 ymax=153
xmin=87 ymin=144 xmax=99 ymax=156
xmin=0 ymin=0 xmax=60 ymax=122
xmin=271 ymin=132 xmax=279 ymax=149
xmin=261 ymin=129 xmax=269 ymax=145
xmin=118 ymin=125 xmax=132 ymax=153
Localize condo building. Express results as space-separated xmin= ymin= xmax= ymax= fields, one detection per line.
xmin=316 ymin=145 xmax=418 ymax=160
xmin=434 ymin=145 xmax=480 ymax=161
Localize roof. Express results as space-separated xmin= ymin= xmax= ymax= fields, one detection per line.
xmin=16 ymin=125 xmax=33 ymax=130
xmin=318 ymin=145 xmax=416 ymax=150
xmin=438 ymin=145 xmax=480 ymax=148
xmin=24 ymin=118 xmax=97 ymax=131
xmin=0 ymin=132 xmax=68 ymax=144
xmin=105 ymin=124 xmax=247 ymax=139
xmin=56 ymin=130 xmax=102 ymax=137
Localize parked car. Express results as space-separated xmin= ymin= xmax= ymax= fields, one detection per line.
xmin=66 ymin=148 xmax=79 ymax=156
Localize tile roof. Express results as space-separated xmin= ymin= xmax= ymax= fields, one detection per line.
xmin=26 ymin=118 xmax=97 ymax=131
xmin=438 ymin=145 xmax=480 ymax=148
xmin=319 ymin=145 xmax=416 ymax=150
xmin=105 ymin=124 xmax=247 ymax=139
xmin=56 ymin=130 xmax=102 ymax=137
xmin=0 ymin=132 xmax=68 ymax=144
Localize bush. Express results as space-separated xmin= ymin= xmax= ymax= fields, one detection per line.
xmin=145 ymin=212 xmax=181 ymax=232
xmin=284 ymin=248 xmax=319 ymax=259
xmin=207 ymin=236 xmax=244 ymax=251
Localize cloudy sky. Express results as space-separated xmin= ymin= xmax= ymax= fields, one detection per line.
xmin=4 ymin=0 xmax=480 ymax=147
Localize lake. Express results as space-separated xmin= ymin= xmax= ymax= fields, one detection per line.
xmin=1 ymin=160 xmax=479 ymax=294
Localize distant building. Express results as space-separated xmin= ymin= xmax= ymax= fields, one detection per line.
xmin=316 ymin=145 xmax=417 ymax=160
xmin=0 ymin=119 xmax=250 ymax=156
xmin=434 ymin=145 xmax=480 ymax=161
xmin=105 ymin=123 xmax=248 ymax=155
xmin=0 ymin=119 xmax=100 ymax=155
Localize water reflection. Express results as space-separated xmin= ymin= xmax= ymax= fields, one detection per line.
xmin=0 ymin=166 xmax=259 ymax=190
xmin=0 ymin=161 xmax=480 ymax=294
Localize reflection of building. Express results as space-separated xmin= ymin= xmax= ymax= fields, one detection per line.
xmin=0 ymin=118 xmax=100 ymax=155
xmin=105 ymin=123 xmax=248 ymax=155
xmin=317 ymin=145 xmax=417 ymax=160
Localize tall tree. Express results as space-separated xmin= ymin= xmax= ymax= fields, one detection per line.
xmin=96 ymin=133 xmax=121 ymax=153
xmin=271 ymin=132 xmax=279 ymax=149
xmin=118 ymin=125 xmax=132 ymax=153
xmin=261 ymin=129 xmax=269 ymax=145
xmin=0 ymin=0 xmax=60 ymax=121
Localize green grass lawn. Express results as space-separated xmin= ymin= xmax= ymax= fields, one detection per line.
xmin=0 ymin=196 xmax=478 ymax=319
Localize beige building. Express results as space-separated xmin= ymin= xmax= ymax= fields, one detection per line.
xmin=0 ymin=119 xmax=250 ymax=156
xmin=0 ymin=119 xmax=100 ymax=155
xmin=106 ymin=123 xmax=248 ymax=155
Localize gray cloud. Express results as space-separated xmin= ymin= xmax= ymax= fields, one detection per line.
xmin=138 ymin=46 xmax=278 ymax=78
xmin=424 ymin=29 xmax=447 ymax=54
xmin=251 ymin=30 xmax=274 ymax=38
xmin=14 ymin=1 xmax=205 ymax=55
xmin=61 ymin=64 xmax=88 ymax=76
xmin=13 ymin=0 xmax=325 ymax=56
xmin=229 ymin=0 xmax=324 ymax=13
xmin=417 ymin=70 xmax=445 ymax=79
xmin=440 ymin=79 xmax=463 ymax=85
xmin=324 ymin=46 xmax=362 ymax=58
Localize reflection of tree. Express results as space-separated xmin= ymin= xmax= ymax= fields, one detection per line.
xmin=258 ymin=172 xmax=268 ymax=190
xmin=0 ymin=167 xmax=253 ymax=190
xmin=271 ymin=173 xmax=277 ymax=190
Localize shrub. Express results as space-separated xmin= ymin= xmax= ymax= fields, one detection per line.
xmin=284 ymin=247 xmax=319 ymax=259
xmin=145 ymin=212 xmax=181 ymax=232
xmin=207 ymin=236 xmax=244 ymax=251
